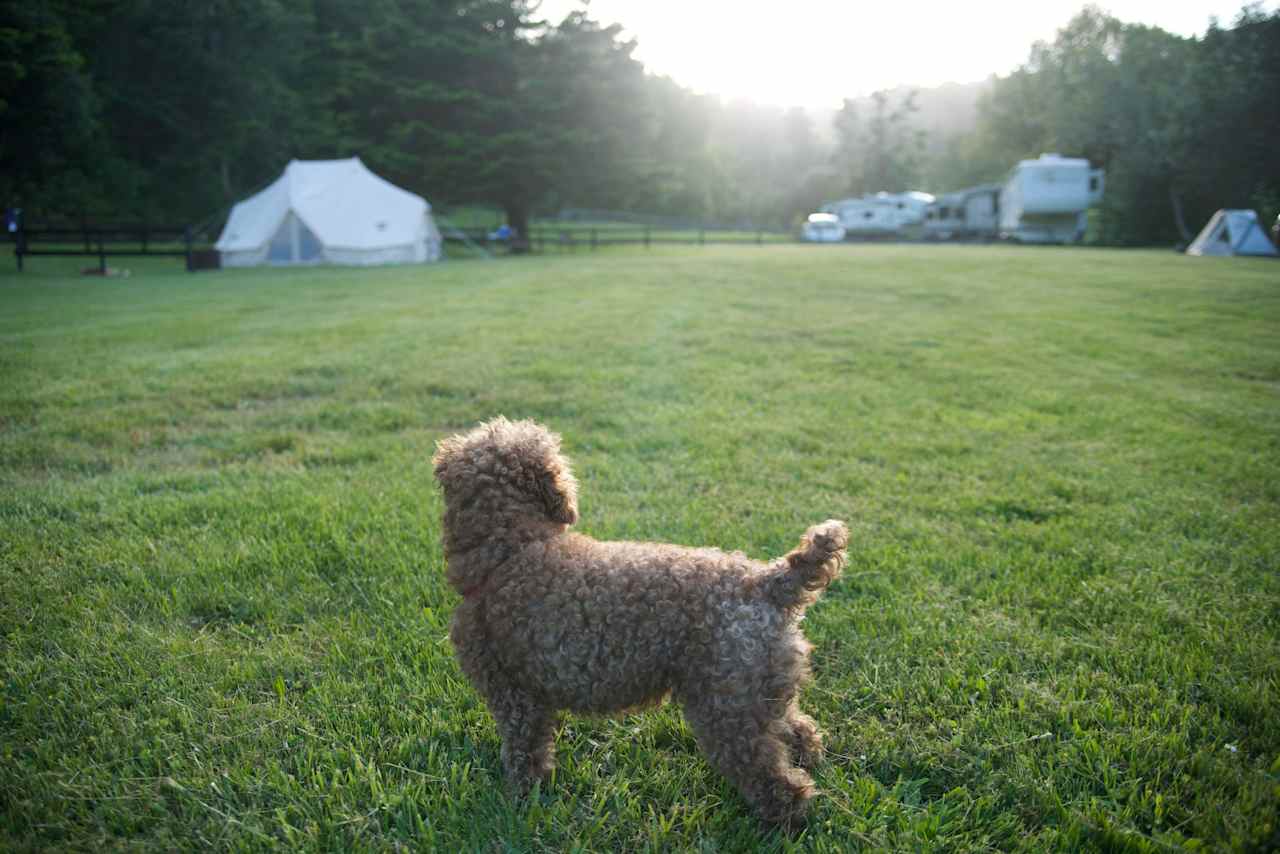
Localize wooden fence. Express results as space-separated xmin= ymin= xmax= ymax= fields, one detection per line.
xmin=445 ymin=225 xmax=793 ymax=253
xmin=11 ymin=222 xmax=796 ymax=271
xmin=11 ymin=224 xmax=214 ymax=272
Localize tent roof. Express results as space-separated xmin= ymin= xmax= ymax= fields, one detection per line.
xmin=216 ymin=158 xmax=430 ymax=252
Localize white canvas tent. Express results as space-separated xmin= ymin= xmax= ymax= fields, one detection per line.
xmin=216 ymin=158 xmax=443 ymax=267
xmin=1186 ymin=209 xmax=1278 ymax=257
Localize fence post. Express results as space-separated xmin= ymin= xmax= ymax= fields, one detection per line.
xmin=699 ymin=227 xmax=705 ymax=246
xmin=756 ymin=229 xmax=763 ymax=246
xmin=644 ymin=225 xmax=651 ymax=249
xmin=98 ymin=233 xmax=107 ymax=274
xmin=15 ymin=223 xmax=23 ymax=272
xmin=591 ymin=228 xmax=597 ymax=251
xmin=184 ymin=226 xmax=193 ymax=272
xmin=141 ymin=223 xmax=149 ymax=253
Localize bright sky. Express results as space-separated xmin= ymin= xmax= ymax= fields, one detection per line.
xmin=537 ymin=0 xmax=1276 ymax=107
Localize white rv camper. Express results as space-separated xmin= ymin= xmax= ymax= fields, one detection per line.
xmin=923 ymin=192 xmax=966 ymax=240
xmin=891 ymin=191 xmax=935 ymax=227
xmin=823 ymin=191 xmax=935 ymax=237
xmin=823 ymin=196 xmax=896 ymax=236
xmin=960 ymin=184 xmax=1001 ymax=239
xmin=998 ymin=154 xmax=1103 ymax=243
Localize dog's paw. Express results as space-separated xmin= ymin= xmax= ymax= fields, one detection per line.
xmin=758 ymin=769 xmax=817 ymax=833
xmin=506 ymin=765 xmax=555 ymax=798
xmin=786 ymin=718 xmax=825 ymax=770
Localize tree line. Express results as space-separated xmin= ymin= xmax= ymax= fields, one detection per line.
xmin=951 ymin=4 xmax=1280 ymax=244
xmin=2 ymin=2 xmax=1276 ymax=244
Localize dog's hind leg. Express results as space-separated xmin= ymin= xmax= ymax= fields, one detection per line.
xmin=681 ymin=697 xmax=816 ymax=828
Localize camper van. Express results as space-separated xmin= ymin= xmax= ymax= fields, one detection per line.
xmin=823 ymin=191 xmax=935 ymax=238
xmin=998 ymin=153 xmax=1104 ymax=243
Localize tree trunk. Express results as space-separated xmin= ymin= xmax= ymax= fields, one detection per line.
xmin=1169 ymin=185 xmax=1192 ymax=244
xmin=504 ymin=200 xmax=531 ymax=253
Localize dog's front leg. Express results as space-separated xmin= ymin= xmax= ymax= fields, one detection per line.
xmin=490 ymin=690 xmax=559 ymax=793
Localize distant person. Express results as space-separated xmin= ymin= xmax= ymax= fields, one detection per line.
xmin=5 ymin=207 xmax=20 ymax=235
xmin=488 ymin=223 xmax=513 ymax=242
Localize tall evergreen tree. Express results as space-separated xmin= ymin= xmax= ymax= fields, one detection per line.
xmin=0 ymin=1 xmax=102 ymax=215
xmin=71 ymin=0 xmax=316 ymax=221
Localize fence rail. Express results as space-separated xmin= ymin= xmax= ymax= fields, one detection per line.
xmin=553 ymin=208 xmax=776 ymax=231
xmin=12 ymin=222 xmax=798 ymax=271
xmin=444 ymin=225 xmax=794 ymax=253
xmin=12 ymin=224 xmax=212 ymax=272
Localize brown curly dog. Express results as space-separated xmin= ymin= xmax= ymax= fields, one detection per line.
xmin=433 ymin=417 xmax=848 ymax=827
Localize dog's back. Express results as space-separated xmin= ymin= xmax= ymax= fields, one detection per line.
xmin=470 ymin=534 xmax=780 ymax=715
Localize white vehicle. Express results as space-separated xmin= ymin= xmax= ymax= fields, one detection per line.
xmin=801 ymin=212 xmax=847 ymax=242
xmin=960 ymin=184 xmax=1001 ymax=239
xmin=998 ymin=153 xmax=1104 ymax=243
xmin=822 ymin=190 xmax=935 ymax=237
xmin=923 ymin=192 xmax=965 ymax=240
xmin=888 ymin=191 xmax=936 ymax=228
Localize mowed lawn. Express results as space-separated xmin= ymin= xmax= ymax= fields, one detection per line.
xmin=1 ymin=245 xmax=1278 ymax=852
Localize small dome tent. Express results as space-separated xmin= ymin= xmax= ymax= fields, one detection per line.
xmin=1186 ymin=209 xmax=1278 ymax=257
xmin=215 ymin=158 xmax=443 ymax=267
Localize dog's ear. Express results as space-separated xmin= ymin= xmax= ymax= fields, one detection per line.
xmin=432 ymin=436 xmax=462 ymax=483
xmin=538 ymin=469 xmax=578 ymax=525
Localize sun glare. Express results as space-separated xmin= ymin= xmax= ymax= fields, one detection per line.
xmin=539 ymin=0 xmax=1275 ymax=107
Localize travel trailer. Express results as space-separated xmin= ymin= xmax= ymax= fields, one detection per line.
xmin=998 ymin=153 xmax=1104 ymax=243
xmin=822 ymin=191 xmax=935 ymax=237
xmin=923 ymin=192 xmax=966 ymax=240
xmin=922 ymin=184 xmax=1001 ymax=241
xmin=960 ymin=184 xmax=1001 ymax=239
xmin=808 ymin=159 xmax=1101 ymax=246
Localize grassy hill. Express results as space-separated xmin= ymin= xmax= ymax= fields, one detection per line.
xmin=2 ymin=245 xmax=1278 ymax=850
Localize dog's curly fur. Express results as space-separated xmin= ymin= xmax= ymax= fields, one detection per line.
xmin=433 ymin=417 xmax=848 ymax=826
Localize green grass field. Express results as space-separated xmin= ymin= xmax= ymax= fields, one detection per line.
xmin=2 ymin=245 xmax=1278 ymax=851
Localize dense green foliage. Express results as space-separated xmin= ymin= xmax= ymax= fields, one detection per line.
xmin=833 ymin=90 xmax=927 ymax=200
xmin=832 ymin=5 xmax=1280 ymax=244
xmin=1 ymin=2 xmax=1277 ymax=240
xmin=958 ymin=5 xmax=1280 ymax=245
xmin=2 ymin=247 xmax=1279 ymax=850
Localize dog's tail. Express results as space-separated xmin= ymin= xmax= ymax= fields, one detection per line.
xmin=766 ymin=520 xmax=848 ymax=611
